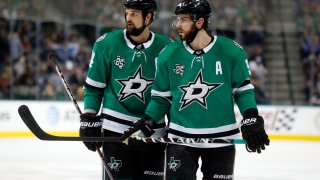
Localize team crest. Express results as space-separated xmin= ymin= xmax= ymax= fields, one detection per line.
xmin=173 ymin=64 xmax=186 ymax=75
xmin=114 ymin=56 xmax=126 ymax=69
xmin=116 ymin=66 xmax=153 ymax=103
xmin=179 ymin=70 xmax=223 ymax=110
xmin=108 ymin=157 xmax=122 ymax=171
xmin=168 ymin=157 xmax=181 ymax=171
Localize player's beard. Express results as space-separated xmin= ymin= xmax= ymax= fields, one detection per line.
xmin=126 ymin=23 xmax=146 ymax=36
xmin=179 ymin=23 xmax=199 ymax=44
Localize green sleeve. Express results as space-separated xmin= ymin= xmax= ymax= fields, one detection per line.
xmin=232 ymin=48 xmax=257 ymax=115
xmin=234 ymin=90 xmax=257 ymax=115
xmin=84 ymin=87 xmax=104 ymax=112
xmin=84 ymin=38 xmax=109 ymax=112
xmin=145 ymin=53 xmax=171 ymax=122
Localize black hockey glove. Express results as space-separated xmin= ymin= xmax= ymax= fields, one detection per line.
xmin=120 ymin=116 xmax=155 ymax=144
xmin=79 ymin=113 xmax=102 ymax=152
xmin=240 ymin=109 xmax=270 ymax=154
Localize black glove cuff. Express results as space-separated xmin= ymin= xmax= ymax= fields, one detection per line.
xmin=80 ymin=113 xmax=101 ymax=121
xmin=243 ymin=108 xmax=259 ymax=118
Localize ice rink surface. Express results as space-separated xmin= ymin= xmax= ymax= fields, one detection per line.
xmin=0 ymin=138 xmax=320 ymax=180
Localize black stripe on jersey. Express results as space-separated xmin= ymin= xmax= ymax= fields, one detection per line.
xmin=84 ymin=82 xmax=105 ymax=89
xmin=101 ymin=114 xmax=166 ymax=129
xmin=238 ymin=80 xmax=250 ymax=88
xmin=101 ymin=114 xmax=133 ymax=126
xmin=168 ymin=128 xmax=240 ymax=138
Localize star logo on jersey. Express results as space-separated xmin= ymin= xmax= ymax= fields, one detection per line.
xmin=114 ymin=56 xmax=126 ymax=69
xmin=107 ymin=157 xmax=122 ymax=171
xmin=168 ymin=157 xmax=181 ymax=171
xmin=116 ymin=66 xmax=153 ymax=103
xmin=179 ymin=71 xmax=223 ymax=110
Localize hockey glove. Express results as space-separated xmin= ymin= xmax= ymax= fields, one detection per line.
xmin=79 ymin=113 xmax=102 ymax=152
xmin=240 ymin=109 xmax=270 ymax=154
xmin=120 ymin=116 xmax=155 ymax=144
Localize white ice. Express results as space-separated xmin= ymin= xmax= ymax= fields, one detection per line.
xmin=0 ymin=138 xmax=319 ymax=180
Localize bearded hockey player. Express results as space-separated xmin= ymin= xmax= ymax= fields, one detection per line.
xmin=121 ymin=0 xmax=270 ymax=179
xmin=79 ymin=0 xmax=171 ymax=179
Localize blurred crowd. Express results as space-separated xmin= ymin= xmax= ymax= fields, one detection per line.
xmin=297 ymin=0 xmax=320 ymax=105
xmin=0 ymin=0 xmax=269 ymax=104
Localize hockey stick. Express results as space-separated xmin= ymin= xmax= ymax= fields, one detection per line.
xmin=18 ymin=105 xmax=246 ymax=144
xmin=49 ymin=55 xmax=114 ymax=180
xmin=50 ymin=55 xmax=82 ymax=114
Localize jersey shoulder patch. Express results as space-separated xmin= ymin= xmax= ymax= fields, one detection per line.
xmin=96 ymin=33 xmax=107 ymax=42
xmin=233 ymin=41 xmax=243 ymax=49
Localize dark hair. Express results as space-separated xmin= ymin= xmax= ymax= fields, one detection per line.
xmin=124 ymin=0 xmax=157 ymax=22
xmin=175 ymin=0 xmax=212 ymax=29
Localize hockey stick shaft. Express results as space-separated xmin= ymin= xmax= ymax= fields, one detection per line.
xmin=49 ymin=55 xmax=82 ymax=114
xmin=18 ymin=105 xmax=246 ymax=144
xmin=49 ymin=55 xmax=114 ymax=180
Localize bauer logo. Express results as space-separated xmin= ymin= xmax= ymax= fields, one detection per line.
xmin=47 ymin=106 xmax=60 ymax=126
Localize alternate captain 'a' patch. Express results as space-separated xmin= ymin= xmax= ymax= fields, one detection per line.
xmin=116 ymin=66 xmax=153 ymax=103
xmin=179 ymin=70 xmax=223 ymax=110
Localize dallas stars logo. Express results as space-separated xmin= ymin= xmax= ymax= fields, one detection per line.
xmin=168 ymin=157 xmax=181 ymax=171
xmin=179 ymin=71 xmax=222 ymax=110
xmin=107 ymin=157 xmax=122 ymax=171
xmin=116 ymin=66 xmax=153 ymax=103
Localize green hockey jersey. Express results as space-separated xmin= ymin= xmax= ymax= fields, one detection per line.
xmin=84 ymin=29 xmax=171 ymax=137
xmin=146 ymin=36 xmax=257 ymax=147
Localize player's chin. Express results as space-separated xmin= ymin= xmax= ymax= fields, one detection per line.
xmin=126 ymin=24 xmax=134 ymax=30
xmin=179 ymin=34 xmax=186 ymax=40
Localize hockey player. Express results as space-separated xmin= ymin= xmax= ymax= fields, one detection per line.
xmin=79 ymin=0 xmax=171 ymax=179
xmin=121 ymin=0 xmax=270 ymax=179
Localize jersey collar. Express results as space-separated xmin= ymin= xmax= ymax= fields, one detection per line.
xmin=123 ymin=29 xmax=155 ymax=50
xmin=183 ymin=35 xmax=217 ymax=55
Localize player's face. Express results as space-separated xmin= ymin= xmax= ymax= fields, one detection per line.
xmin=125 ymin=9 xmax=145 ymax=36
xmin=172 ymin=15 xmax=196 ymax=41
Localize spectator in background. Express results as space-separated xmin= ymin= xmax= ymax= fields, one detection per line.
xmin=41 ymin=80 xmax=56 ymax=100
xmin=243 ymin=22 xmax=264 ymax=47
xmin=249 ymin=45 xmax=267 ymax=89
xmin=251 ymin=75 xmax=270 ymax=105
xmin=68 ymin=66 xmax=84 ymax=96
xmin=0 ymin=67 xmax=11 ymax=99
xmin=0 ymin=23 xmax=10 ymax=68
xmin=14 ymin=66 xmax=36 ymax=99
xmin=8 ymin=30 xmax=23 ymax=63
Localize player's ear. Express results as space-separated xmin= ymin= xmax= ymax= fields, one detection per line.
xmin=145 ymin=12 xmax=152 ymax=25
xmin=196 ymin=17 xmax=205 ymax=29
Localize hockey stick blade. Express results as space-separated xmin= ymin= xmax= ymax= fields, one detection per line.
xmin=18 ymin=105 xmax=246 ymax=144
xmin=18 ymin=105 xmax=121 ymax=142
